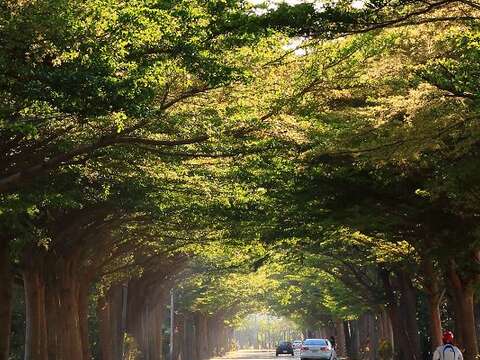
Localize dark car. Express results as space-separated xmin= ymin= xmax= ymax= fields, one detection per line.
xmin=276 ymin=341 xmax=294 ymax=356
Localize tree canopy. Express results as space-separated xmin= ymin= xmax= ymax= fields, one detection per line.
xmin=1 ymin=1 xmax=480 ymax=360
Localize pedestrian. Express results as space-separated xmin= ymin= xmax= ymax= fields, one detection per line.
xmin=433 ymin=331 xmax=463 ymax=360
xmin=329 ymin=336 xmax=336 ymax=350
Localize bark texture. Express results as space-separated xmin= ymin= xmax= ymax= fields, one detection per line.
xmin=422 ymin=249 xmax=444 ymax=349
xmin=23 ymin=243 xmax=93 ymax=360
xmin=381 ymin=268 xmax=422 ymax=360
xmin=98 ymin=286 xmax=125 ymax=360
xmin=397 ymin=271 xmax=422 ymax=360
xmin=0 ymin=237 xmax=12 ymax=360
xmin=448 ymin=263 xmax=479 ymax=360
xmin=195 ymin=313 xmax=209 ymax=360
xmin=335 ymin=319 xmax=347 ymax=357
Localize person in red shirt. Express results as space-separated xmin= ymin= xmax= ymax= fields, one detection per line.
xmin=433 ymin=331 xmax=463 ymax=360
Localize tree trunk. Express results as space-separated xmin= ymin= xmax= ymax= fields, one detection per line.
xmin=173 ymin=313 xmax=185 ymax=360
xmin=475 ymin=303 xmax=480 ymax=350
xmin=380 ymin=268 xmax=425 ymax=360
xmin=335 ymin=319 xmax=346 ymax=357
xmin=458 ymin=289 xmax=478 ymax=360
xmin=52 ymin=259 xmax=84 ymax=360
xmin=126 ymin=280 xmax=148 ymax=358
xmin=358 ymin=313 xmax=374 ymax=360
xmin=207 ymin=317 xmax=217 ymax=357
xmin=385 ymin=307 xmax=404 ymax=360
xmin=98 ymin=285 xmax=125 ymax=360
xmin=23 ymin=265 xmax=48 ymax=360
xmin=422 ymin=257 xmax=443 ymax=349
xmin=0 ymin=237 xmax=12 ymax=360
xmin=225 ymin=327 xmax=234 ymax=353
xmin=78 ymin=281 xmax=91 ymax=360
xmin=397 ymin=271 xmax=422 ymax=360
xmin=195 ymin=313 xmax=209 ymax=360
xmin=377 ymin=309 xmax=392 ymax=345
xmin=98 ymin=297 xmax=114 ymax=360
xmin=427 ymin=294 xmax=443 ymax=349
xmin=349 ymin=320 xmax=361 ymax=360
xmin=217 ymin=322 xmax=226 ymax=355
xmin=448 ymin=263 xmax=479 ymax=360
xmin=126 ymin=279 xmax=173 ymax=360
xmin=381 ymin=281 xmax=400 ymax=360
xmin=23 ymin=242 xmax=91 ymax=360
xmin=46 ymin=279 xmax=60 ymax=360
xmin=149 ymin=300 xmax=165 ymax=360
xmin=185 ymin=314 xmax=197 ymax=360
xmin=344 ymin=321 xmax=352 ymax=359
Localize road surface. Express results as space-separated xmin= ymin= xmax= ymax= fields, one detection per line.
xmin=210 ymin=350 xmax=299 ymax=359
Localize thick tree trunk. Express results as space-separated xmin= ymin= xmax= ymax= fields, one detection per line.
xmin=459 ymin=290 xmax=478 ymax=360
xmin=358 ymin=313 xmax=374 ymax=360
xmin=358 ymin=314 xmax=367 ymax=357
xmin=422 ymin=258 xmax=443 ymax=349
xmin=218 ymin=322 xmax=227 ymax=355
xmin=476 ymin=303 xmax=480 ymax=350
xmin=335 ymin=319 xmax=346 ymax=357
xmin=52 ymin=259 xmax=84 ymax=360
xmin=45 ymin=279 xmax=60 ymax=360
xmin=149 ymin=300 xmax=165 ymax=360
xmin=185 ymin=314 xmax=197 ymax=360
xmin=207 ymin=317 xmax=215 ymax=357
xmin=149 ymin=286 xmax=170 ymax=360
xmin=25 ymin=250 xmax=87 ymax=360
xmin=344 ymin=321 xmax=352 ymax=359
xmin=78 ymin=281 xmax=91 ymax=360
xmin=126 ymin=279 xmax=173 ymax=360
xmin=195 ymin=313 xmax=209 ymax=360
xmin=427 ymin=294 xmax=443 ymax=349
xmin=173 ymin=313 xmax=185 ymax=360
xmin=349 ymin=320 xmax=361 ymax=360
xmin=378 ymin=309 xmax=394 ymax=348
xmin=397 ymin=271 xmax=422 ymax=360
xmin=0 ymin=237 xmax=12 ymax=360
xmin=385 ymin=307 xmax=403 ymax=360
xmin=380 ymin=268 xmax=425 ymax=360
xmin=23 ymin=265 xmax=48 ymax=360
xmin=126 ymin=280 xmax=147 ymax=357
xmin=98 ymin=297 xmax=114 ymax=360
xmin=448 ymin=263 xmax=479 ymax=360
xmin=225 ymin=327 xmax=234 ymax=353
xmin=141 ymin=302 xmax=150 ymax=359
xmin=98 ymin=285 xmax=126 ymax=360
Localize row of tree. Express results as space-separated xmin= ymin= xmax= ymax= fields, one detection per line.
xmin=217 ymin=3 xmax=480 ymax=359
xmin=0 ymin=0 xmax=277 ymax=359
xmin=2 ymin=1 xmax=480 ymax=360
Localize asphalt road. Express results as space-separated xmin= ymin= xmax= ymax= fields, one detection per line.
xmin=210 ymin=350 xmax=300 ymax=359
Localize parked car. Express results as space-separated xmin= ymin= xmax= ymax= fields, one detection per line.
xmin=293 ymin=340 xmax=303 ymax=349
xmin=276 ymin=341 xmax=294 ymax=356
xmin=300 ymin=338 xmax=337 ymax=360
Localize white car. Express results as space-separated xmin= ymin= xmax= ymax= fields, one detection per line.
xmin=292 ymin=340 xmax=303 ymax=350
xmin=300 ymin=338 xmax=337 ymax=360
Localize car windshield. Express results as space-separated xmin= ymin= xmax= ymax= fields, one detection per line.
xmin=280 ymin=342 xmax=291 ymax=346
xmin=304 ymin=339 xmax=328 ymax=346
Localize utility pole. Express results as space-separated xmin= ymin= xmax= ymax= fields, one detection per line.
xmin=169 ymin=289 xmax=174 ymax=360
